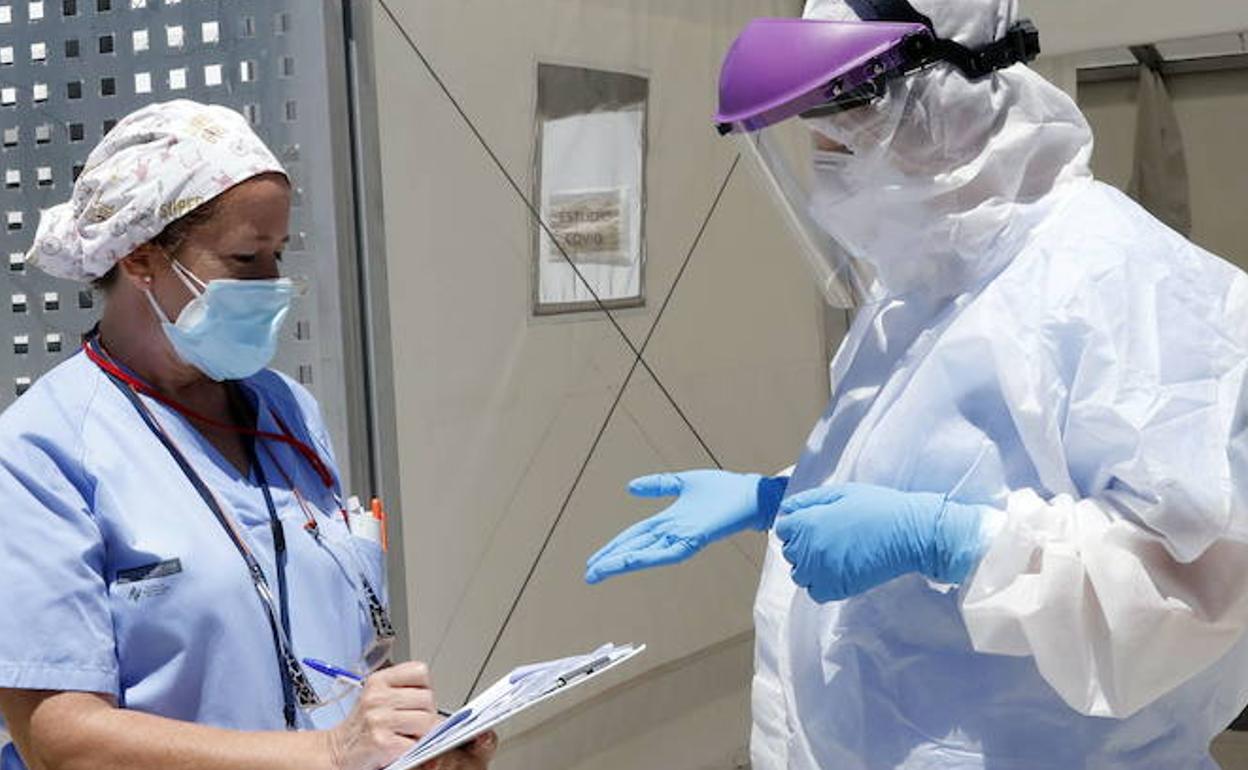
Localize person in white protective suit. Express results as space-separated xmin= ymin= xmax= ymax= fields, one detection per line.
xmin=584 ymin=0 xmax=1248 ymax=767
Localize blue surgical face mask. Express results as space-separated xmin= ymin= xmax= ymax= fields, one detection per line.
xmin=145 ymin=258 xmax=297 ymax=381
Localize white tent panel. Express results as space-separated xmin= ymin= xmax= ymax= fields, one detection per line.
xmin=369 ymin=0 xmax=826 ymax=767
xmin=1021 ymin=0 xmax=1248 ymax=56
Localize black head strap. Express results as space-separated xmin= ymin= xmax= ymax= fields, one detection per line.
xmin=845 ymin=0 xmax=1040 ymax=79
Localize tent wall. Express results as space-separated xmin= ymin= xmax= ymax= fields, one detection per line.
xmin=1080 ymin=68 xmax=1248 ymax=269
xmin=365 ymin=1 xmax=824 ymax=768
xmin=1019 ymin=1 xmax=1248 ymax=57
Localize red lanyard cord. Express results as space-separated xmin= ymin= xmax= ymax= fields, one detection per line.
xmin=83 ymin=340 xmax=337 ymax=490
xmin=256 ymin=439 xmax=320 ymax=531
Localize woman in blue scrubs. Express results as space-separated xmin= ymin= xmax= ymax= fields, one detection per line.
xmin=0 ymin=101 xmax=494 ymax=770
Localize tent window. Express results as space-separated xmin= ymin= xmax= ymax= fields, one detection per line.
xmin=532 ymin=64 xmax=648 ymax=315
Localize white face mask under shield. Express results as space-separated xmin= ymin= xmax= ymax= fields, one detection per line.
xmin=734 ymin=76 xmax=914 ymax=308
xmin=740 ymin=68 xmax=1025 ymax=305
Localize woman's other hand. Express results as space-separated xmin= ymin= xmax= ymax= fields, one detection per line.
xmin=421 ymin=731 xmax=498 ymax=770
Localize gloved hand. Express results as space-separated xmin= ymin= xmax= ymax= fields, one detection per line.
xmin=774 ymin=482 xmax=988 ymax=603
xmin=585 ymin=470 xmax=789 ymax=585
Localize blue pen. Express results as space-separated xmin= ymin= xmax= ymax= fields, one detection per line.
xmin=303 ymin=658 xmax=364 ymax=686
xmin=303 ymin=658 xmax=453 ymax=717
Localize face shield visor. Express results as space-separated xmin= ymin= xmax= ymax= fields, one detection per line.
xmin=714 ymin=14 xmax=1039 ymax=307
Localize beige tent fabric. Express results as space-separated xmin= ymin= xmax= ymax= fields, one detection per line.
xmin=369 ymin=1 xmax=828 ymax=768
xmin=1127 ymin=65 xmax=1193 ymax=236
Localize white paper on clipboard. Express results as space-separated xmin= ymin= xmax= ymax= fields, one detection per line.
xmin=383 ymin=642 xmax=647 ymax=770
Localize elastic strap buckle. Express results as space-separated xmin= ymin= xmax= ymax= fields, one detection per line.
xmin=960 ymin=19 xmax=1040 ymax=79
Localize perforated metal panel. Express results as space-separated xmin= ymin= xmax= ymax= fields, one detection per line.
xmin=0 ymin=0 xmax=359 ymax=478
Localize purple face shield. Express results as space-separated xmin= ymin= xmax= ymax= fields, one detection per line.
xmin=716 ymin=19 xmax=931 ymax=135
xmin=715 ymin=16 xmax=1039 ymax=135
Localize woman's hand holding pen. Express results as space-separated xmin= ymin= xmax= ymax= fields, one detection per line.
xmin=325 ymin=661 xmax=442 ymax=770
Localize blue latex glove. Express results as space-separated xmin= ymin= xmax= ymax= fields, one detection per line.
xmin=774 ymin=482 xmax=988 ymax=603
xmin=585 ymin=470 xmax=789 ymax=585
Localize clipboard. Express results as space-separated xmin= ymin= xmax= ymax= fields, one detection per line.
xmin=383 ymin=642 xmax=646 ymax=770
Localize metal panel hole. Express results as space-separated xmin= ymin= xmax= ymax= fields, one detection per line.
xmin=66 ymin=80 xmax=82 ymax=99
xmin=77 ymin=289 xmax=93 ymax=309
xmin=134 ymin=71 xmax=151 ymax=93
xmin=36 ymin=166 xmax=51 ymax=186
xmin=64 ymin=38 xmax=78 ymax=58
xmin=62 ymin=0 xmax=75 ymax=15
xmin=15 ymin=377 xmax=31 ymax=397
xmin=13 ymin=335 xmax=28 ymax=354
xmin=6 ymin=211 xmax=23 ymax=231
xmin=275 ymin=12 xmax=290 ymax=34
xmin=201 ymin=20 xmax=217 ymax=44
xmin=241 ymin=15 xmax=254 ymax=37
xmin=95 ymin=0 xmax=110 ymax=12
xmin=8 ymin=253 xmax=24 ymax=272
xmin=165 ymin=24 xmax=183 ymax=49
xmin=0 ymin=88 xmax=16 ymax=107
xmin=11 ymin=293 xmax=27 ymax=313
xmin=45 ymin=333 xmax=61 ymax=353
xmin=0 ymin=46 xmax=13 ymax=65
xmin=168 ymin=67 xmax=186 ymax=90
xmin=2 ymin=128 xmax=17 ymax=147
xmin=34 ymin=123 xmax=50 ymax=144
xmin=98 ymin=33 xmax=114 ymax=54
xmin=284 ymin=100 xmax=296 ymax=122
xmin=4 ymin=170 xmax=17 ymax=189
xmin=132 ymin=28 xmax=147 ymax=52
xmin=99 ymin=76 xmax=116 ymax=97
xmin=203 ymin=63 xmax=222 ymax=87
xmin=0 ymin=6 xmax=10 ymax=24
xmin=32 ymin=82 xmax=48 ymax=102
xmin=239 ymin=59 xmax=256 ymax=82
xmin=68 ymin=122 xmax=84 ymax=141
xmin=43 ymin=292 xmax=59 ymax=311
xmin=71 ymin=163 xmax=84 ymax=180
xmin=29 ymin=2 xmax=44 ymax=21
xmin=30 ymin=41 xmax=46 ymax=61
xmin=242 ymin=103 xmax=259 ymax=124
xmin=102 ymin=118 xmax=116 ymax=134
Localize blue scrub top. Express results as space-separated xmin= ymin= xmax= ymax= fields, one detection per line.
xmin=0 ymin=352 xmax=387 ymax=768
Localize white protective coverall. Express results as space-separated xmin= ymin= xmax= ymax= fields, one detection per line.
xmin=750 ymin=1 xmax=1248 ymax=768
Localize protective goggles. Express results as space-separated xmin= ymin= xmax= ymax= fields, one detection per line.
xmin=714 ymin=8 xmax=1039 ymax=135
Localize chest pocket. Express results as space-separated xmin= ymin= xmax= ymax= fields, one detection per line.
xmin=316 ymin=518 xmax=388 ymax=609
xmin=106 ymin=525 xmax=265 ymax=682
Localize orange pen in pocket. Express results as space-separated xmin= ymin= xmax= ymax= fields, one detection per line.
xmin=370 ymin=497 xmax=388 ymax=552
